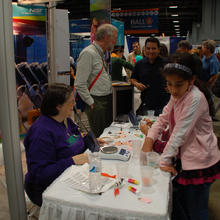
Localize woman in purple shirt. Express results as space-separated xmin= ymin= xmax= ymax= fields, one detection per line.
xmin=24 ymin=83 xmax=89 ymax=206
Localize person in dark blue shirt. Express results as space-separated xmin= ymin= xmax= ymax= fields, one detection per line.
xmin=130 ymin=37 xmax=170 ymax=116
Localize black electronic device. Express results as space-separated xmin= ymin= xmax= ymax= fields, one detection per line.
xmin=73 ymin=107 xmax=100 ymax=152
xmin=128 ymin=111 xmax=139 ymax=128
xmin=83 ymin=131 xmax=100 ymax=152
xmin=113 ymin=86 xmax=134 ymax=121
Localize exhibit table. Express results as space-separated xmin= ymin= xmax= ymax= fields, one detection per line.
xmin=39 ymin=123 xmax=171 ymax=220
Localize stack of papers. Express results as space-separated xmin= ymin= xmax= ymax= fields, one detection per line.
xmin=61 ymin=164 xmax=116 ymax=194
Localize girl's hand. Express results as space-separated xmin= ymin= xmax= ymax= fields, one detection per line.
xmin=143 ymin=118 xmax=153 ymax=127
xmin=160 ymin=166 xmax=177 ymax=176
xmin=72 ymin=153 xmax=89 ymax=165
xmin=140 ymin=124 xmax=149 ymax=135
xmin=142 ymin=137 xmax=154 ymax=152
xmin=140 ymin=118 xmax=153 ymax=135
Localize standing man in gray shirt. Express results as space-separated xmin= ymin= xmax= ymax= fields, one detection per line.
xmin=75 ymin=24 xmax=118 ymax=137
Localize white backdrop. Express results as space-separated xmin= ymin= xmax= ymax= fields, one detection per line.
xmin=124 ymin=36 xmax=170 ymax=59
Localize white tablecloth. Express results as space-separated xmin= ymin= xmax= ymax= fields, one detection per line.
xmin=39 ymin=123 xmax=171 ymax=220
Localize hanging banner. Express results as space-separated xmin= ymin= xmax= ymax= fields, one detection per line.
xmin=12 ymin=3 xmax=46 ymax=35
xmin=111 ymin=8 xmax=158 ymax=34
xmin=18 ymin=0 xmax=62 ymax=3
xmin=90 ymin=0 xmax=111 ymax=43
xmin=69 ymin=19 xmax=91 ymax=33
xmin=111 ymin=19 xmax=124 ymax=46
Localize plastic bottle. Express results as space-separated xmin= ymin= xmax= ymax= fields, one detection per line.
xmin=89 ymin=152 xmax=102 ymax=193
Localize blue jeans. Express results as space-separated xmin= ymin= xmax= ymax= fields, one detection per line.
xmin=172 ymin=182 xmax=212 ymax=220
xmin=171 ymin=183 xmax=211 ymax=220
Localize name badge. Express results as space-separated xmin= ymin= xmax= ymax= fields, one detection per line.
xmin=66 ymin=134 xmax=80 ymax=146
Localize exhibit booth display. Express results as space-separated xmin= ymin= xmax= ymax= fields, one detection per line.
xmin=12 ymin=3 xmax=48 ymax=137
xmin=12 ymin=3 xmax=71 ymax=137
xmin=69 ymin=18 xmax=124 ymax=62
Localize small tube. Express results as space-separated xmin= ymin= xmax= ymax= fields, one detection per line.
xmin=128 ymin=178 xmax=139 ymax=185
xmin=128 ymin=185 xmax=138 ymax=194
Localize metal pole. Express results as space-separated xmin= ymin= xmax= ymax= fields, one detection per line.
xmin=47 ymin=1 xmax=57 ymax=84
xmin=0 ymin=0 xmax=27 ymax=219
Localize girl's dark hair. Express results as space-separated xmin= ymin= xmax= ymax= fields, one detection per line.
xmin=40 ymin=83 xmax=73 ymax=116
xmin=162 ymin=52 xmax=195 ymax=80
xmin=163 ymin=52 xmax=215 ymax=117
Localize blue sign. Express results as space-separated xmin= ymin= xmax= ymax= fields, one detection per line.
xmin=111 ymin=19 xmax=124 ymax=46
xmin=70 ymin=37 xmax=90 ymax=62
xmin=111 ymin=9 xmax=158 ymax=34
xmin=13 ymin=3 xmax=46 ymax=18
xmin=69 ymin=19 xmax=91 ymax=33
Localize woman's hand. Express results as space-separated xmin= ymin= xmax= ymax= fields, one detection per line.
xmin=96 ymin=138 xmax=106 ymax=146
xmin=72 ymin=153 xmax=89 ymax=165
xmin=160 ymin=165 xmax=177 ymax=176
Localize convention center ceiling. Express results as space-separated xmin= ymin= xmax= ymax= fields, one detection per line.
xmin=57 ymin=0 xmax=202 ymax=37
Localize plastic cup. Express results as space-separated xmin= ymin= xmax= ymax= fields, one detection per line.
xmin=140 ymin=166 xmax=153 ymax=186
xmin=146 ymin=152 xmax=160 ymax=168
xmin=131 ymin=139 xmax=142 ymax=160
xmin=116 ymin=163 xmax=129 ymax=180
xmin=147 ymin=110 xmax=155 ymax=118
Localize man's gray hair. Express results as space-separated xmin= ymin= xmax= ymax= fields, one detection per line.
xmin=202 ymin=40 xmax=216 ymax=53
xmin=95 ymin=24 xmax=117 ymax=41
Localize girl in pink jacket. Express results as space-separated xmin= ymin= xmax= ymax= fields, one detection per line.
xmin=142 ymin=53 xmax=220 ymax=220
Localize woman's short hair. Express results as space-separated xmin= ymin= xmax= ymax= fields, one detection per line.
xmin=177 ymin=40 xmax=191 ymax=50
xmin=159 ymin=43 xmax=169 ymax=57
xmin=95 ymin=24 xmax=117 ymax=41
xmin=40 ymin=83 xmax=73 ymax=116
xmin=202 ymin=40 xmax=216 ymax=54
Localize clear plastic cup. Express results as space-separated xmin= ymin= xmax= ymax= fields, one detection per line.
xmin=116 ymin=163 xmax=129 ymax=180
xmin=147 ymin=110 xmax=155 ymax=118
xmin=131 ymin=139 xmax=142 ymax=160
xmin=146 ymin=152 xmax=160 ymax=168
xmin=140 ymin=166 xmax=153 ymax=186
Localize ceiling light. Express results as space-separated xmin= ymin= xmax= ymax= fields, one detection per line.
xmin=171 ymin=14 xmax=179 ymax=17
xmin=175 ymin=28 xmax=180 ymax=31
xmin=174 ymin=25 xmax=180 ymax=27
xmin=173 ymin=20 xmax=179 ymax=23
xmin=176 ymin=31 xmax=180 ymax=34
xmin=169 ymin=6 xmax=178 ymax=8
